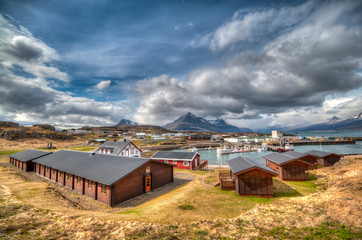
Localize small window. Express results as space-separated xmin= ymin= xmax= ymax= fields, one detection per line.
xmin=88 ymin=180 xmax=92 ymax=189
xmin=53 ymin=169 xmax=56 ymax=174
xmin=67 ymin=174 xmax=71 ymax=181
xmin=146 ymin=166 xmax=151 ymax=173
xmin=173 ymin=160 xmax=177 ymax=164
xmin=183 ymin=161 xmax=189 ymax=166
xmin=77 ymin=177 xmax=81 ymax=185
xmin=47 ymin=168 xmax=49 ymax=172
xmin=165 ymin=160 xmax=168 ymax=163
xmin=59 ymin=172 xmax=62 ymax=177
xmin=101 ymin=185 xmax=107 ymax=194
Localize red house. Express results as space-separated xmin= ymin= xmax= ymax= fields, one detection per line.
xmin=304 ymin=150 xmax=341 ymax=167
xmin=9 ymin=149 xmax=51 ymax=172
xmin=263 ymin=152 xmax=313 ymax=181
xmin=151 ymin=151 xmax=207 ymax=170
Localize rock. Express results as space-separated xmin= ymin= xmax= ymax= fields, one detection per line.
xmin=0 ymin=121 xmax=19 ymax=127
xmin=33 ymin=124 xmax=56 ymax=131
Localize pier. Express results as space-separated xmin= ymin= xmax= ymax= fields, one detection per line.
xmin=271 ymin=140 xmax=355 ymax=146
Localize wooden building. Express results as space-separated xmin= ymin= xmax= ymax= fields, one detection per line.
xmin=32 ymin=150 xmax=173 ymax=206
xmin=9 ymin=149 xmax=51 ymax=172
xmin=188 ymin=134 xmax=211 ymax=140
xmin=227 ymin=157 xmax=277 ymax=198
xmin=263 ymin=152 xmax=313 ymax=181
xmin=304 ymin=150 xmax=341 ymax=167
xmin=151 ymin=151 xmax=208 ymax=170
xmin=95 ymin=140 xmax=142 ymax=157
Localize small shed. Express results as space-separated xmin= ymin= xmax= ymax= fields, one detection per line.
xmin=33 ymin=150 xmax=173 ymax=206
xmin=227 ymin=157 xmax=277 ymax=198
xmin=304 ymin=150 xmax=341 ymax=167
xmin=263 ymin=152 xmax=313 ymax=181
xmin=151 ymin=151 xmax=207 ymax=170
xmin=9 ymin=149 xmax=51 ymax=172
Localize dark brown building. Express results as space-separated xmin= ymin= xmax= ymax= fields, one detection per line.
xmin=304 ymin=150 xmax=341 ymax=167
xmin=9 ymin=149 xmax=51 ymax=172
xmin=227 ymin=157 xmax=278 ymax=198
xmin=263 ymin=152 xmax=313 ymax=181
xmin=31 ymin=150 xmax=173 ymax=206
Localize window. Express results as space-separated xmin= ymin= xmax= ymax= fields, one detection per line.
xmin=47 ymin=168 xmax=49 ymax=172
xmin=165 ymin=160 xmax=168 ymax=163
xmin=77 ymin=177 xmax=81 ymax=185
xmin=88 ymin=180 xmax=92 ymax=189
xmin=53 ymin=169 xmax=56 ymax=174
xmin=183 ymin=161 xmax=189 ymax=166
xmin=101 ymin=185 xmax=107 ymax=194
xmin=146 ymin=166 xmax=151 ymax=173
xmin=59 ymin=172 xmax=62 ymax=177
xmin=173 ymin=160 xmax=177 ymax=164
xmin=67 ymin=174 xmax=70 ymax=181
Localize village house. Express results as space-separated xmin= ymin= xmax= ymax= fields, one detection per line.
xmin=95 ymin=140 xmax=142 ymax=157
xmin=151 ymin=151 xmax=208 ymax=170
xmin=9 ymin=149 xmax=51 ymax=172
xmin=32 ymin=150 xmax=173 ymax=206
xmin=304 ymin=150 xmax=341 ymax=167
xmin=226 ymin=157 xmax=277 ymax=198
xmin=188 ymin=134 xmax=211 ymax=140
xmin=263 ymin=152 xmax=313 ymax=181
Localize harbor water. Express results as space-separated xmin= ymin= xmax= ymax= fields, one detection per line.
xmin=172 ymin=130 xmax=362 ymax=166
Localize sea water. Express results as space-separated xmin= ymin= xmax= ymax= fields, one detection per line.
xmin=172 ymin=130 xmax=362 ymax=165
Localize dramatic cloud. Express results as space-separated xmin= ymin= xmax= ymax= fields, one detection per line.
xmin=0 ymin=15 xmax=130 ymax=127
xmin=93 ymin=80 xmax=111 ymax=91
xmin=135 ymin=0 xmax=362 ymax=126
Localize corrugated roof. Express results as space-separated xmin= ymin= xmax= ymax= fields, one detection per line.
xmin=227 ymin=157 xmax=277 ymax=175
xmin=9 ymin=149 xmax=52 ymax=162
xmin=95 ymin=141 xmax=130 ymax=155
xmin=151 ymin=151 xmax=198 ymax=161
xmin=263 ymin=151 xmax=311 ymax=165
xmin=304 ymin=150 xmax=337 ymax=158
xmin=33 ymin=150 xmax=164 ymax=185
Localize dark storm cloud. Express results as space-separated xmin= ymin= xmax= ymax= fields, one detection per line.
xmin=0 ymin=15 xmax=130 ymax=126
xmin=134 ymin=0 xmax=362 ymax=125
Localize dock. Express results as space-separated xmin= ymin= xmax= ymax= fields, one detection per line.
xmin=271 ymin=140 xmax=355 ymax=146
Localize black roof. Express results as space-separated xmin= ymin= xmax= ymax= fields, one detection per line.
xmin=227 ymin=157 xmax=277 ymax=175
xmin=263 ymin=151 xmax=312 ymax=165
xmin=151 ymin=151 xmax=198 ymax=161
xmin=304 ymin=150 xmax=338 ymax=158
xmin=9 ymin=149 xmax=52 ymax=162
xmin=33 ymin=150 xmax=170 ymax=185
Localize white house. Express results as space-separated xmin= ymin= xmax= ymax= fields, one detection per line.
xmin=95 ymin=140 xmax=142 ymax=157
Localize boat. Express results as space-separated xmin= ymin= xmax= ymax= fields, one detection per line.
xmin=188 ymin=147 xmax=199 ymax=152
xmin=277 ymin=143 xmax=294 ymax=152
xmin=217 ymin=146 xmax=232 ymax=155
xmin=257 ymin=147 xmax=268 ymax=152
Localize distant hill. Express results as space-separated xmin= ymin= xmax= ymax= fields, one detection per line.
xmin=292 ymin=113 xmax=362 ymax=131
xmin=164 ymin=112 xmax=253 ymax=133
xmin=116 ymin=119 xmax=138 ymax=126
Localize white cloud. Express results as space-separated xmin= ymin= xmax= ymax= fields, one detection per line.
xmin=135 ymin=0 xmax=362 ymax=128
xmin=0 ymin=15 xmax=130 ymax=127
xmin=94 ymin=80 xmax=111 ymax=91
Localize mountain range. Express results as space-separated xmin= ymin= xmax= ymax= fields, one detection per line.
xmin=116 ymin=119 xmax=138 ymax=126
xmin=292 ymin=113 xmax=362 ymax=131
xmin=164 ymin=112 xmax=253 ymax=133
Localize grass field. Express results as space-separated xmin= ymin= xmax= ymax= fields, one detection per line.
xmin=0 ymin=156 xmax=318 ymax=224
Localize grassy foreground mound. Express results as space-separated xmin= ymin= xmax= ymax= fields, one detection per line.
xmin=0 ymin=155 xmax=361 ymax=239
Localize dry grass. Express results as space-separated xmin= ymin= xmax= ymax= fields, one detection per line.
xmin=0 ymin=155 xmax=361 ymax=239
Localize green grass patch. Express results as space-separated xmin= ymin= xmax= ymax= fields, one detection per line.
xmin=178 ymin=204 xmax=195 ymax=210
xmin=261 ymin=222 xmax=362 ymax=239
xmin=0 ymin=150 xmax=23 ymax=156
xmin=118 ymin=209 xmax=139 ymax=215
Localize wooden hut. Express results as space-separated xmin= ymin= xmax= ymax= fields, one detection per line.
xmin=263 ymin=152 xmax=313 ymax=181
xmin=304 ymin=150 xmax=341 ymax=167
xmin=227 ymin=157 xmax=277 ymax=198
xmin=9 ymin=149 xmax=51 ymax=172
xmin=33 ymin=150 xmax=173 ymax=206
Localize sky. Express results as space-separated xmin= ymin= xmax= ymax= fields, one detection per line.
xmin=0 ymin=0 xmax=361 ymax=130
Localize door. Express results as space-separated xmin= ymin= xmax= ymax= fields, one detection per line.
xmin=145 ymin=175 xmax=151 ymax=192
